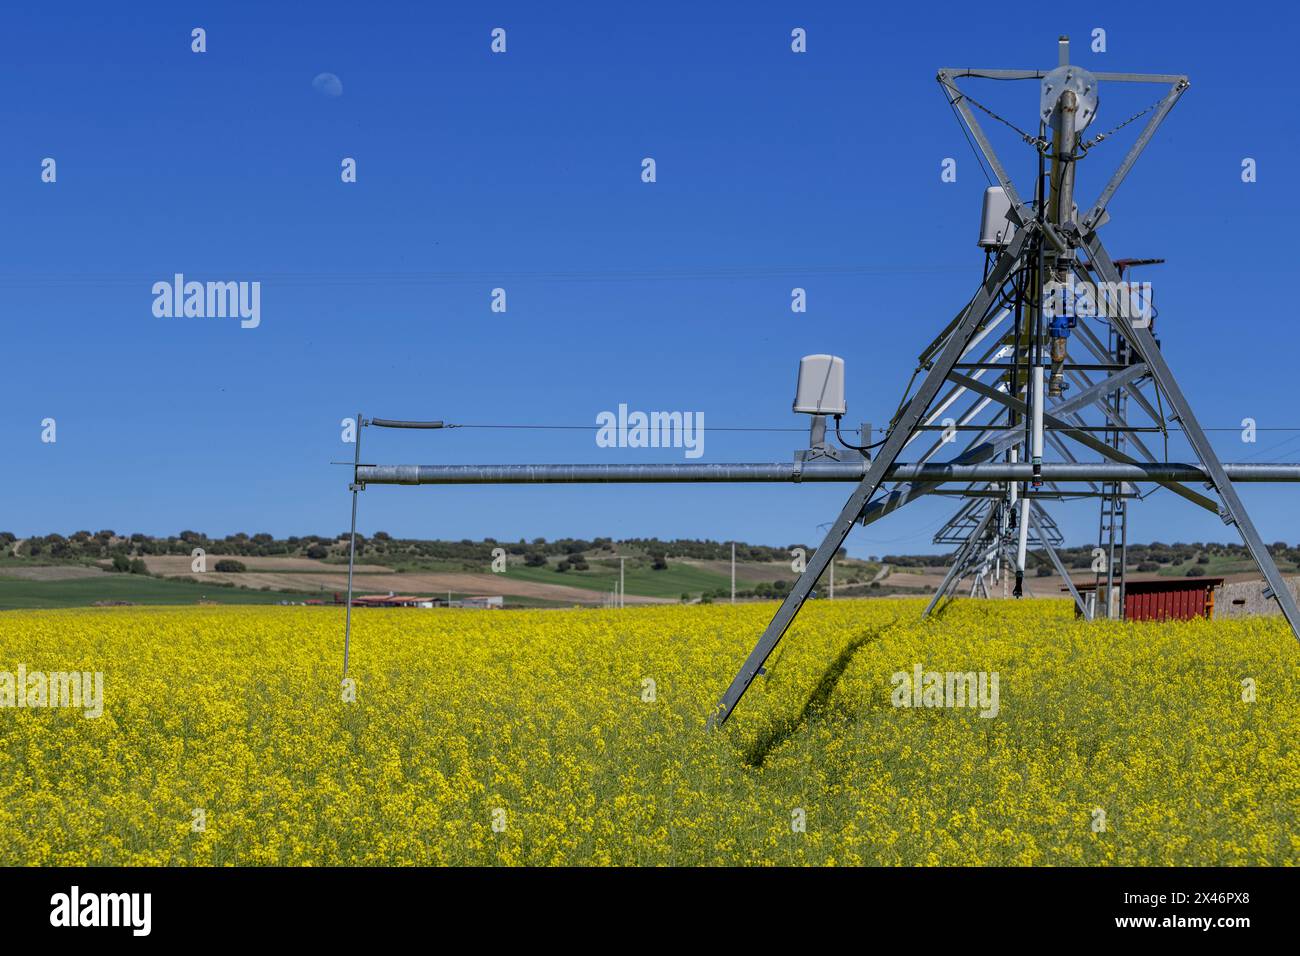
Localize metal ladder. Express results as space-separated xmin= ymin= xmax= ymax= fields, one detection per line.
xmin=1094 ymin=322 xmax=1130 ymax=619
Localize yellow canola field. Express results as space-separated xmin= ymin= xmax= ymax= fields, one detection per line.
xmin=0 ymin=599 xmax=1296 ymax=865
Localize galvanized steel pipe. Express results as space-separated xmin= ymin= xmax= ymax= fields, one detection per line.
xmin=355 ymin=462 xmax=1300 ymax=485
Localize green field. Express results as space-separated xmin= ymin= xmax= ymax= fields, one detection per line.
xmin=1154 ymin=555 xmax=1298 ymax=578
xmin=0 ymin=575 xmax=314 ymax=610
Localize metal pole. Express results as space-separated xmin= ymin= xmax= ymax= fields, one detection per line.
xmin=355 ymin=461 xmax=1300 ymax=485
xmin=342 ymin=412 xmax=362 ymax=675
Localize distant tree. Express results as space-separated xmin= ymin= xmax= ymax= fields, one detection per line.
xmin=1185 ymin=566 xmax=1203 ymax=577
xmin=1137 ymin=562 xmax=1160 ymax=572
xmin=524 ymin=552 xmax=547 ymax=568
xmin=110 ymin=553 xmax=130 ymax=573
xmin=215 ymin=559 xmax=246 ymax=573
xmin=306 ymin=545 xmax=329 ymax=560
xmin=129 ymin=558 xmax=148 ymax=575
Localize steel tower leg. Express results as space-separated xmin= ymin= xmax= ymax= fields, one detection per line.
xmin=923 ymin=503 xmax=997 ymax=618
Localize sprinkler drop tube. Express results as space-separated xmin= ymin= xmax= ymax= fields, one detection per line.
xmin=1014 ymin=495 xmax=1030 ymax=597
xmin=1031 ymin=365 xmax=1045 ymax=486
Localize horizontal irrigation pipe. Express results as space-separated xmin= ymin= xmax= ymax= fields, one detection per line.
xmin=355 ymin=462 xmax=1300 ymax=485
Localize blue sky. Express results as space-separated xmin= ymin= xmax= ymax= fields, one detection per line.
xmin=2 ymin=0 xmax=1297 ymax=556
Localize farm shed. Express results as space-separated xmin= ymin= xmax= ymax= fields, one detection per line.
xmin=350 ymin=594 xmax=437 ymax=608
xmin=1069 ymin=577 xmax=1224 ymax=622
xmin=456 ymin=595 xmax=504 ymax=609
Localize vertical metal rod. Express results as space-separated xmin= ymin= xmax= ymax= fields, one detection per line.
xmin=1119 ymin=492 xmax=1129 ymax=619
xmin=342 ymin=411 xmax=362 ymax=674
xmin=730 ymin=542 xmax=735 ymax=603
xmin=1031 ymin=365 xmax=1045 ymax=479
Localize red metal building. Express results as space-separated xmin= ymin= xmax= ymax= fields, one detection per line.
xmin=1070 ymin=576 xmax=1224 ymax=621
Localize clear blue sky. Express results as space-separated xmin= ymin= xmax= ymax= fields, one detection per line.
xmin=2 ymin=0 xmax=1297 ymax=556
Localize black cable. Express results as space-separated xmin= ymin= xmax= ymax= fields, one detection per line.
xmin=944 ymin=89 xmax=995 ymax=186
xmin=833 ymin=415 xmax=888 ymax=453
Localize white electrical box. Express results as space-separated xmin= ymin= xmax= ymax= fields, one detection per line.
xmin=793 ymin=354 xmax=846 ymax=416
xmin=979 ymin=186 xmax=1016 ymax=248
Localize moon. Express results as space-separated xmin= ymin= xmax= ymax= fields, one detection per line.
xmin=312 ymin=73 xmax=343 ymax=98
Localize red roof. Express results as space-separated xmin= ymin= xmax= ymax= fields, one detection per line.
xmin=1070 ymin=576 xmax=1224 ymax=593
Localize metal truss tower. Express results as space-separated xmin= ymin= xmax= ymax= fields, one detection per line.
xmin=704 ymin=35 xmax=1300 ymax=726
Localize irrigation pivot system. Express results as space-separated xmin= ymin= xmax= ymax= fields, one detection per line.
xmin=342 ymin=37 xmax=1300 ymax=728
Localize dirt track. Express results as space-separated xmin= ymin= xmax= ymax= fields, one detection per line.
xmin=154 ymin=569 xmax=670 ymax=605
